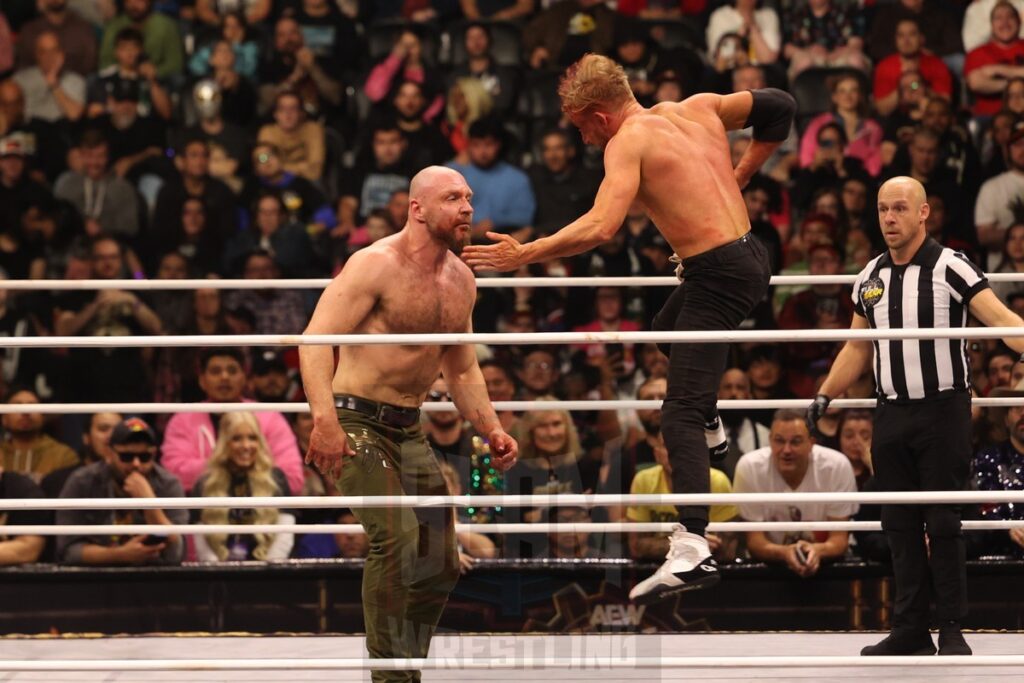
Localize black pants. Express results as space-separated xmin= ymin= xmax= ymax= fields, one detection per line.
xmin=873 ymin=391 xmax=972 ymax=631
xmin=652 ymin=233 xmax=772 ymax=534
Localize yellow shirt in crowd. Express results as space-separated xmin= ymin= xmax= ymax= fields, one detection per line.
xmin=626 ymin=465 xmax=738 ymax=524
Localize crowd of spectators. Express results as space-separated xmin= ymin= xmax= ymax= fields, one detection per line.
xmin=3 ymin=0 xmax=1024 ymax=571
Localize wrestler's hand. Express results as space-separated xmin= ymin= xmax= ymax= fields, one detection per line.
xmin=706 ymin=532 xmax=722 ymax=555
xmin=461 ymin=232 xmax=524 ymax=273
xmin=805 ymin=394 xmax=831 ymax=438
xmin=305 ymin=420 xmax=355 ymax=481
xmin=488 ymin=429 xmax=518 ymax=472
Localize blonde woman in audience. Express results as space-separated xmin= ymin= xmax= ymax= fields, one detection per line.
xmin=193 ymin=412 xmax=294 ymax=562
xmin=444 ymin=77 xmax=493 ymax=163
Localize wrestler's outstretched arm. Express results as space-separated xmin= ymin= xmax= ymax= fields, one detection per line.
xmin=440 ymin=319 xmax=519 ymax=472
xmin=299 ymin=251 xmax=384 ymax=479
xmin=461 ymin=129 xmax=642 ymax=272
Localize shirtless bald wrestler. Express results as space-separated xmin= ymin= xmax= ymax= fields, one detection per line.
xmin=462 ymin=54 xmax=795 ymax=603
xmin=299 ymin=166 xmax=518 ymax=683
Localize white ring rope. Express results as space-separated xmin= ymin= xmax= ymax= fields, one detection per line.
xmin=6 ymin=273 xmax=1024 ymax=291
xmin=3 ymin=326 xmax=1024 ymax=349
xmin=4 ymin=491 xmax=1024 ymax=511
xmin=1 ymin=397 xmax=1023 ymax=415
xmin=3 ymin=520 xmax=1022 ymax=536
xmin=0 ymin=655 xmax=1016 ymax=671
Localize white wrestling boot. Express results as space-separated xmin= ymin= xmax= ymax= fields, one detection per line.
xmin=629 ymin=524 xmax=719 ymax=604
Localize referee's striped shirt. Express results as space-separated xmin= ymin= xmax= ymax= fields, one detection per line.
xmin=852 ymin=238 xmax=989 ymax=401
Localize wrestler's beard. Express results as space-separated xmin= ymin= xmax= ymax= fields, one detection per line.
xmin=430 ymin=222 xmax=469 ymax=254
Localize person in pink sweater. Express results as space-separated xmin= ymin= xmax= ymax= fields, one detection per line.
xmin=364 ymin=29 xmax=444 ymax=123
xmin=798 ymin=73 xmax=883 ymax=176
xmin=161 ymin=348 xmax=304 ymax=493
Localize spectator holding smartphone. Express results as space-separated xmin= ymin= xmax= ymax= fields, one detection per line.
xmin=733 ymin=409 xmax=858 ymax=578
xmin=56 ymin=417 xmax=187 ymax=566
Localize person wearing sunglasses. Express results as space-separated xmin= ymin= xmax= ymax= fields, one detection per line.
xmin=56 ymin=417 xmax=188 ymax=566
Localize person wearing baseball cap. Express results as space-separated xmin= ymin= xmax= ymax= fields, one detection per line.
xmin=0 ymin=132 xmax=52 ymax=239
xmin=55 ymin=417 xmax=188 ymax=566
xmin=250 ymin=348 xmax=293 ymax=402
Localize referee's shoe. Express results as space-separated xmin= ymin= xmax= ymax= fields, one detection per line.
xmin=629 ymin=525 xmax=719 ymax=604
xmin=860 ymin=631 xmax=936 ymax=656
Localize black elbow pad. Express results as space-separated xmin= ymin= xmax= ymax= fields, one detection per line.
xmin=743 ymin=88 xmax=797 ymax=143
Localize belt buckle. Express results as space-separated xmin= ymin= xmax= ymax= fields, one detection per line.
xmin=379 ymin=404 xmax=404 ymax=427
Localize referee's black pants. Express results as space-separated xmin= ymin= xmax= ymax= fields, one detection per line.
xmin=652 ymin=233 xmax=771 ymax=535
xmin=872 ymin=391 xmax=972 ymax=632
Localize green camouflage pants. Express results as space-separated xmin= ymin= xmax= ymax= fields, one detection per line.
xmin=336 ymin=407 xmax=459 ymax=683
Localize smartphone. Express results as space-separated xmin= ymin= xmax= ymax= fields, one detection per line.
xmin=795 ymin=545 xmax=808 ymax=565
xmin=142 ymin=534 xmax=167 ymax=546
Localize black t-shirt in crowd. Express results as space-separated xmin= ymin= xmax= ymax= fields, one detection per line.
xmin=0 ymin=176 xmax=53 ymax=251
xmin=51 ymin=290 xmax=150 ymax=402
xmin=91 ymin=113 xmax=166 ymax=163
xmin=530 ymin=163 xmax=603 ymax=236
xmin=0 ymin=304 xmax=55 ymax=397
xmin=0 ymin=471 xmax=52 ymax=537
xmin=218 ymin=78 xmax=259 ymax=129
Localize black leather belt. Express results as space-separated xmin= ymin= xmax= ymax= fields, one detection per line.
xmin=334 ymin=394 xmax=421 ymax=428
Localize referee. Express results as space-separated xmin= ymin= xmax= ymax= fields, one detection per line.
xmin=807 ymin=177 xmax=1024 ymax=656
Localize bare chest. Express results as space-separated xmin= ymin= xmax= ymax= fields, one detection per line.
xmin=374 ymin=278 xmax=472 ymax=334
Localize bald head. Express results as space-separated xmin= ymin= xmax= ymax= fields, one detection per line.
xmin=409 ymin=165 xmax=467 ymax=202
xmin=879 ymin=176 xmax=926 ymax=206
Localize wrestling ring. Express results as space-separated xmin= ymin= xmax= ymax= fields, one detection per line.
xmin=1 ymin=273 xmax=1023 ymax=681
